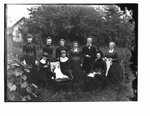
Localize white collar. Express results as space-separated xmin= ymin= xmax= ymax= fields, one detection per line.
xmin=87 ymin=44 xmax=92 ymax=47
xmin=109 ymin=49 xmax=114 ymax=53
xmin=88 ymin=46 xmax=92 ymax=49
xmin=73 ymin=48 xmax=78 ymax=52
xmin=40 ymin=58 xmax=46 ymax=64
xmin=60 ymin=57 xmax=68 ymax=62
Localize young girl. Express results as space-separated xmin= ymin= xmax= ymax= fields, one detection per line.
xmin=59 ymin=50 xmax=73 ymax=79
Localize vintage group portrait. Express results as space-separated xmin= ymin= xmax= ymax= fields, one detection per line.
xmin=5 ymin=3 xmax=138 ymax=102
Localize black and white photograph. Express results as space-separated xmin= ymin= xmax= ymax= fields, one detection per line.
xmin=4 ymin=3 xmax=138 ymax=102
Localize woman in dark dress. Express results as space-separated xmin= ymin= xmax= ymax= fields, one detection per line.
xmin=104 ymin=42 xmax=124 ymax=88
xmin=43 ymin=36 xmax=53 ymax=61
xmin=22 ymin=34 xmax=37 ymax=66
xmin=22 ymin=34 xmax=37 ymax=83
xmin=92 ymin=51 xmax=107 ymax=85
xmin=38 ymin=52 xmax=50 ymax=86
xmin=82 ymin=37 xmax=97 ymax=74
xmin=70 ymin=41 xmax=83 ymax=81
xmin=38 ymin=52 xmax=55 ymax=86
xmin=85 ymin=51 xmax=106 ymax=90
xmin=59 ymin=50 xmax=73 ymax=79
xmin=56 ymin=39 xmax=68 ymax=59
xmin=93 ymin=51 xmax=107 ymax=76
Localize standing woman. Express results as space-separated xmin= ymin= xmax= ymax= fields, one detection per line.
xmin=104 ymin=42 xmax=124 ymax=88
xmin=22 ymin=34 xmax=37 ymax=83
xmin=82 ymin=37 xmax=97 ymax=74
xmin=70 ymin=41 xmax=83 ymax=81
xmin=43 ymin=36 xmax=53 ymax=61
xmin=56 ymin=39 xmax=68 ymax=59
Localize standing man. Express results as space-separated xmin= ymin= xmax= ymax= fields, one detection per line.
xmin=82 ymin=37 xmax=97 ymax=74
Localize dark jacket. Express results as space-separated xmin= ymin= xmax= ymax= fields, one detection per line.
xmin=82 ymin=45 xmax=97 ymax=73
xmin=43 ymin=45 xmax=53 ymax=60
xmin=23 ymin=43 xmax=36 ymax=58
xmin=56 ymin=46 xmax=68 ymax=59
xmin=82 ymin=45 xmax=96 ymax=61
xmin=93 ymin=58 xmax=107 ymax=75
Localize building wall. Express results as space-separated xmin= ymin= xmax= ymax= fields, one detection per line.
xmin=12 ymin=20 xmax=24 ymax=42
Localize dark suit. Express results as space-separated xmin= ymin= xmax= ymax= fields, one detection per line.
xmin=82 ymin=45 xmax=96 ymax=73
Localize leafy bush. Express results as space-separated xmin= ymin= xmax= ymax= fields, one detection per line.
xmin=6 ymin=54 xmax=38 ymax=101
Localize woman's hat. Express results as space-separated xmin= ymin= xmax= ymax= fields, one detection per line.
xmin=59 ymin=39 xmax=66 ymax=43
xmin=43 ymin=52 xmax=48 ymax=57
xmin=109 ymin=42 xmax=116 ymax=47
xmin=73 ymin=41 xmax=78 ymax=45
xmin=61 ymin=50 xmax=66 ymax=54
xmin=47 ymin=36 xmax=52 ymax=40
xmin=26 ymin=33 xmax=33 ymax=38
xmin=97 ymin=50 xmax=103 ymax=58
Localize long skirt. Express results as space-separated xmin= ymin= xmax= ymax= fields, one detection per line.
xmin=82 ymin=58 xmax=94 ymax=74
xmin=24 ymin=55 xmax=35 ymax=66
xmin=107 ymin=61 xmax=124 ymax=86
xmin=24 ymin=55 xmax=37 ymax=83
xmin=61 ymin=69 xmax=73 ymax=79
xmin=70 ymin=57 xmax=83 ymax=81
xmin=38 ymin=68 xmax=56 ymax=81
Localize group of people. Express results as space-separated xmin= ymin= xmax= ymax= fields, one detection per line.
xmin=22 ymin=33 xmax=124 ymax=88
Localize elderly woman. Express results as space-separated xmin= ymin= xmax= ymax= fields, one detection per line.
xmin=104 ymin=42 xmax=124 ymax=88
xmin=70 ymin=41 xmax=83 ymax=81
xmin=86 ymin=51 xmax=107 ymax=89
xmin=93 ymin=51 xmax=107 ymax=76
xmin=56 ymin=39 xmax=68 ymax=59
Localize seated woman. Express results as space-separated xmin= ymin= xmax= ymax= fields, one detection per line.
xmin=93 ymin=51 xmax=107 ymax=76
xmin=58 ymin=50 xmax=74 ymax=79
xmin=87 ymin=51 xmax=107 ymax=86
xmin=38 ymin=52 xmax=55 ymax=86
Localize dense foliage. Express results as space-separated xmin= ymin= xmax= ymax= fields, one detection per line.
xmin=6 ymin=53 xmax=38 ymax=101
xmin=20 ymin=5 xmax=135 ymax=49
